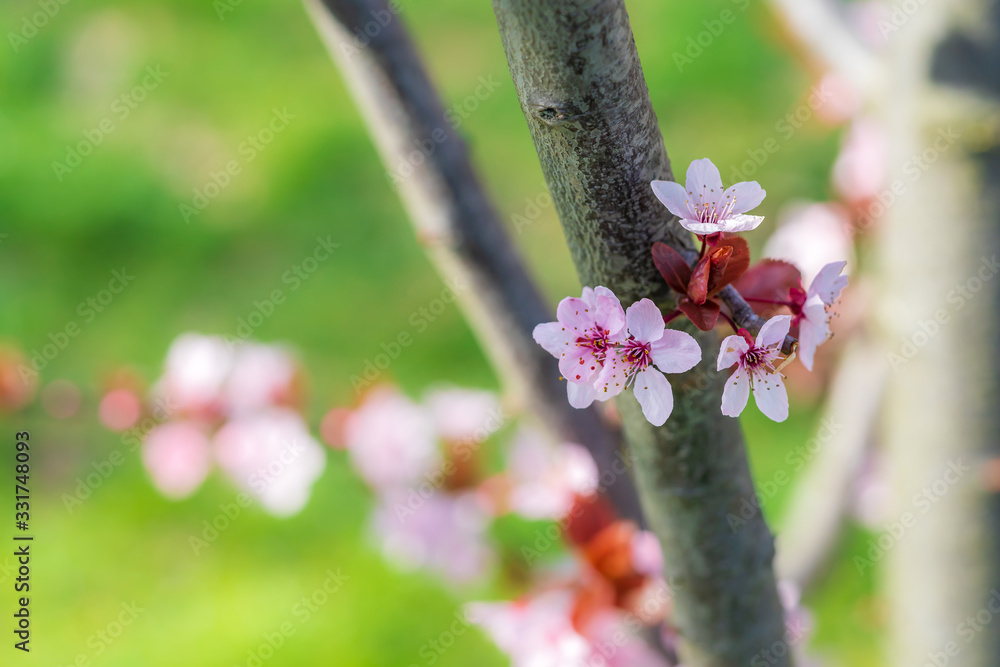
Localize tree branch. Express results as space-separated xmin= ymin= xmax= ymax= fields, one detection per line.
xmin=303 ymin=0 xmax=645 ymax=524
xmin=776 ymin=334 xmax=887 ymax=590
xmin=491 ymin=1 xmax=790 ymax=664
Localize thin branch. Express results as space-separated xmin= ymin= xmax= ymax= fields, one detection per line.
xmin=491 ymin=1 xmax=790 ymax=663
xmin=775 ymin=334 xmax=887 ymax=590
xmin=767 ymin=0 xmax=883 ymax=92
xmin=304 ymin=0 xmax=645 ymax=524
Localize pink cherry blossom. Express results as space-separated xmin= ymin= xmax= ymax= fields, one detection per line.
xmin=142 ymin=421 xmax=213 ymax=500
xmin=796 ymin=261 xmax=848 ymax=371
xmin=341 ymin=387 xmax=440 ymax=490
xmin=764 ymin=202 xmax=853 ymax=285
xmin=505 ymin=427 xmax=599 ymax=520
xmin=595 ymin=299 xmax=702 ymax=426
xmin=466 ymin=591 xmax=592 ymax=667
xmin=582 ymin=611 xmax=673 ymax=667
xmin=533 ymin=286 xmax=626 ymax=409
xmin=224 ymin=343 xmax=298 ymax=415
xmin=373 ymin=490 xmax=495 ymax=585
xmin=651 ymin=158 xmax=767 ymax=236
xmin=423 ymin=386 xmax=502 ymax=443
xmin=717 ymin=316 xmax=791 ymax=422
xmin=158 ymin=333 xmax=234 ymax=414
xmin=213 ymin=408 xmax=327 ymax=517
xmin=833 ymin=117 xmax=889 ymax=204
xmin=630 ymin=530 xmax=664 ymax=578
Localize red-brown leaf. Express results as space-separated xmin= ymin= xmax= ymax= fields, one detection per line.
xmin=651 ymin=242 xmax=692 ymax=295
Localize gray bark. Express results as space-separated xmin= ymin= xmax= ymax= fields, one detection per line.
xmin=491 ymin=1 xmax=790 ymax=664
xmin=305 ymin=0 xmax=644 ymax=524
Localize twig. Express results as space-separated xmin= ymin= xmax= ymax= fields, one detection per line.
xmin=304 ymin=0 xmax=645 ymax=524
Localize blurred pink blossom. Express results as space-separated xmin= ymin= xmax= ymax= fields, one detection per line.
xmin=158 ymin=333 xmax=234 ymax=415
xmin=214 ymin=408 xmax=326 ymax=517
xmin=850 ymin=451 xmax=892 ymax=528
xmin=813 ymin=73 xmax=863 ymax=127
xmin=99 ymin=388 xmax=142 ymax=431
xmin=468 ymin=593 xmax=672 ymax=667
xmin=423 ymin=386 xmax=502 ymax=443
xmin=583 ymin=611 xmax=673 ymax=667
xmin=142 ymin=421 xmax=213 ymax=500
xmin=505 ymin=428 xmax=599 ymax=520
xmin=224 ymin=343 xmax=299 ymax=415
xmin=630 ymin=530 xmax=664 ymax=578
xmin=373 ymin=490 xmax=494 ymax=585
xmin=467 ymin=591 xmax=592 ymax=666
xmin=764 ymin=203 xmax=853 ymax=285
xmin=342 ymin=387 xmax=440 ymax=491
xmin=832 ymin=117 xmax=889 ymax=204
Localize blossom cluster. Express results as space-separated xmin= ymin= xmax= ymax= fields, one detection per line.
xmin=100 ymin=334 xmax=327 ymax=517
xmin=534 ymin=158 xmax=848 ymax=424
xmin=331 ymin=384 xmax=687 ymax=664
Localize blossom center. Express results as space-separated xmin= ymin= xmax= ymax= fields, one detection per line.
xmin=576 ymin=325 xmax=612 ymax=363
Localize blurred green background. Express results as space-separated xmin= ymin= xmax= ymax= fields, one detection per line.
xmin=0 ymin=0 xmax=879 ymax=664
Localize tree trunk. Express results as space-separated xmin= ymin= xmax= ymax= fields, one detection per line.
xmin=877 ymin=1 xmax=1000 ymax=664
xmin=305 ymin=0 xmax=645 ymax=524
xmin=491 ymin=1 xmax=790 ymax=663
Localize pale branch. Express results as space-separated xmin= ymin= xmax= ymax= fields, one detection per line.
xmin=775 ymin=334 xmax=887 ymax=590
xmin=491 ymin=1 xmax=790 ymax=664
xmin=304 ymin=0 xmax=645 ymax=524
xmin=767 ymin=0 xmax=883 ymax=93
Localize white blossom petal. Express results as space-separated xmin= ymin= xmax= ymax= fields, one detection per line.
xmin=633 ymin=368 xmax=674 ymax=426
xmin=625 ymin=299 xmax=665 ymax=343
xmin=651 ymin=179 xmax=697 ymax=220
xmin=650 ymin=330 xmax=702 ymax=374
xmin=723 ymin=181 xmax=766 ymax=215
xmin=567 ymin=380 xmax=598 ymax=409
xmin=721 ymin=368 xmax=750 ymax=417
xmin=757 ymin=315 xmax=792 ymax=349
xmin=752 ymin=371 xmax=789 ymax=422
xmin=717 ymin=335 xmax=749 ymax=370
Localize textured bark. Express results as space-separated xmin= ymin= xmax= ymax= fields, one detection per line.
xmin=492 ymin=1 xmax=789 ymax=664
xmin=305 ymin=0 xmax=644 ymax=523
xmin=876 ymin=2 xmax=1000 ymax=664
